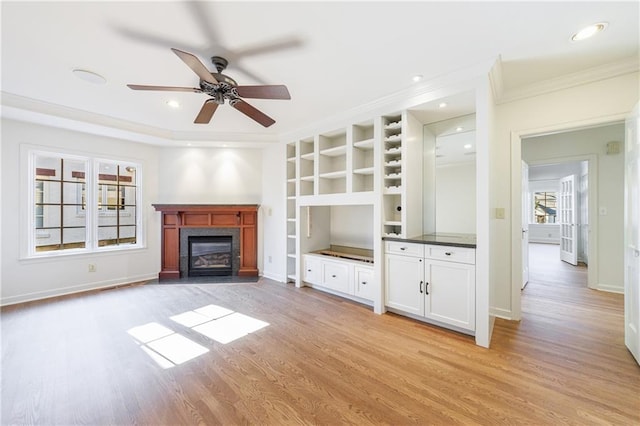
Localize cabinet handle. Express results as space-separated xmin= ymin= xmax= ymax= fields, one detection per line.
xmin=307 ymin=269 xmax=312 ymax=272
xmin=425 ymin=282 xmax=429 ymax=295
xmin=419 ymin=280 xmax=423 ymax=294
xmin=445 ymin=252 xmax=452 ymax=256
xmin=332 ymin=274 xmax=337 ymax=278
xmin=400 ymin=247 xmax=406 ymax=251
xmin=361 ymin=281 xmax=367 ymax=285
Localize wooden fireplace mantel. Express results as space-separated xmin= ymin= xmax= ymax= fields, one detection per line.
xmin=152 ymin=204 xmax=258 ymax=279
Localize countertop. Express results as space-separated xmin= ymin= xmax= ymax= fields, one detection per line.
xmin=383 ymin=233 xmax=477 ymax=248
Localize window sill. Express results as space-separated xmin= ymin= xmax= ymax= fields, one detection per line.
xmin=21 ymin=244 xmax=148 ymax=263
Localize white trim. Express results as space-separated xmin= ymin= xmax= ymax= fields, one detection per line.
xmin=490 ymin=307 xmax=513 ymax=320
xmin=598 ymin=284 xmax=624 ymax=294
xmin=510 ymin=114 xmax=626 ymax=320
xmin=0 ymin=273 xmax=156 ymax=307
xmin=261 ymin=271 xmax=285 ymax=283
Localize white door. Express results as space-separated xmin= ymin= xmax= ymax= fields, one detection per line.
xmin=424 ymin=260 xmax=476 ymax=331
xmin=385 ymin=254 xmax=424 ymax=316
xmin=625 ymin=103 xmax=640 ymax=365
xmin=559 ymin=174 xmax=578 ymax=265
xmin=522 ymin=161 xmax=530 ymax=288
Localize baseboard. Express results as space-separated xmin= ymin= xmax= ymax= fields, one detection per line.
xmin=490 ymin=307 xmax=513 ymax=320
xmin=0 ymin=273 xmax=157 ymax=307
xmin=261 ymin=271 xmax=285 ymax=283
xmin=597 ymin=283 xmax=624 ymax=294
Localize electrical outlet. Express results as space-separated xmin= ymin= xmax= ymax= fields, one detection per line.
xmin=88 ymin=264 xmax=96 ymax=272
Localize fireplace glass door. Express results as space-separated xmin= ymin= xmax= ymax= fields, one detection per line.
xmin=188 ymin=236 xmax=232 ymax=276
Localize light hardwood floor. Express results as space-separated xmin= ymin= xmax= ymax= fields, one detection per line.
xmin=1 ymin=255 xmax=638 ymax=425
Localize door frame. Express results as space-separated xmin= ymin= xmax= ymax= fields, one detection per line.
xmin=509 ymin=114 xmax=625 ymax=320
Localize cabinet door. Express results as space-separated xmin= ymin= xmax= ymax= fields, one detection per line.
xmin=424 ymin=260 xmax=475 ymax=331
xmin=321 ymin=260 xmax=350 ymax=293
xmin=385 ymin=254 xmax=424 ymax=316
xmin=354 ymin=266 xmax=375 ymax=301
xmin=303 ymin=255 xmax=321 ymax=285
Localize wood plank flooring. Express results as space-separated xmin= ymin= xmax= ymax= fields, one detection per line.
xmin=2 ymin=256 xmax=638 ymax=425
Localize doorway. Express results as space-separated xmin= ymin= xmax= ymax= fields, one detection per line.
xmin=511 ymin=121 xmax=626 ymax=320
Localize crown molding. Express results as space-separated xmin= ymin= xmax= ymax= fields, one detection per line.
xmin=493 ymin=56 xmax=639 ymax=104
xmin=0 ymin=92 xmax=278 ymax=147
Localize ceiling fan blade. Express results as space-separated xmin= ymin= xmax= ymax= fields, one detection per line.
xmin=194 ymin=99 xmax=219 ymax=124
xmin=235 ymin=85 xmax=291 ymax=100
xmin=231 ymin=100 xmax=275 ymax=127
xmin=171 ymin=48 xmax=218 ymax=84
xmin=127 ymin=84 xmax=201 ymax=92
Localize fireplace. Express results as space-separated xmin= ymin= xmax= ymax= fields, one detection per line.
xmin=152 ymin=204 xmax=258 ymax=280
xmin=179 ymin=227 xmax=241 ymax=277
xmin=188 ymin=236 xmax=232 ymax=276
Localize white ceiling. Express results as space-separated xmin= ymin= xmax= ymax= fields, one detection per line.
xmin=1 ymin=1 xmax=638 ymax=146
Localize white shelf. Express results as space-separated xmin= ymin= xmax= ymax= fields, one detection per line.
xmin=385 ymin=173 xmax=402 ymax=179
xmin=287 ymin=234 xmax=296 ymax=239
xmin=287 ymin=274 xmax=297 ymax=281
xmin=385 ymin=160 xmax=402 ymax=166
xmin=353 ymin=167 xmax=375 ymax=175
xmin=319 ymin=145 xmax=347 ymax=157
xmin=287 ymin=254 xmax=297 ymax=259
xmin=287 ymin=157 xmax=296 ymax=163
xmin=353 ymin=138 xmax=375 ymax=149
xmin=287 ymin=196 xmax=296 ymax=200
xmin=300 ymin=152 xmax=315 ymax=160
xmin=287 ymin=218 xmax=296 ymax=222
xmin=319 ymin=170 xmax=347 ymax=179
xmin=300 ymin=175 xmax=314 ymax=181
xmin=384 ymin=220 xmax=402 ymax=226
xmin=385 ymin=147 xmax=401 ymax=154
xmin=384 ymin=186 xmax=402 ymax=194
xmin=385 ymin=121 xmax=401 ymax=130
xmin=287 ymin=178 xmax=296 ymax=183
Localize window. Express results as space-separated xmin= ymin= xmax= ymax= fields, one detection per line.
xmin=30 ymin=151 xmax=141 ymax=256
xmin=533 ymin=191 xmax=557 ymax=224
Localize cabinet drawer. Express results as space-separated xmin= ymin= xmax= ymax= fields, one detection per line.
xmin=321 ymin=261 xmax=349 ymax=293
xmin=303 ymin=255 xmax=321 ymax=285
xmin=425 ymin=245 xmax=475 ymax=264
xmin=385 ymin=241 xmax=424 ymax=257
xmin=354 ymin=266 xmax=375 ymax=301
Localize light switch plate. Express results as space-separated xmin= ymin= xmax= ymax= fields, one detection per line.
xmin=495 ymin=208 xmax=505 ymax=219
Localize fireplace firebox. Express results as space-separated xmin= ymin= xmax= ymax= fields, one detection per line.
xmin=188 ymin=236 xmax=233 ymax=276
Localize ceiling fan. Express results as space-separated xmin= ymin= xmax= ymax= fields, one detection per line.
xmin=127 ymin=48 xmax=291 ymax=127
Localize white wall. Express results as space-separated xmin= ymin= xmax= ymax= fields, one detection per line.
xmin=156 ymin=147 xmax=262 ymax=204
xmin=435 ymin=162 xmax=476 ymax=234
xmin=524 ymin=124 xmax=625 ymax=290
xmin=260 ymin=143 xmax=286 ymax=282
xmin=329 ymin=205 xmax=374 ymax=249
xmin=490 ymin=72 xmax=639 ymax=319
xmin=1 ymin=119 xmax=161 ymax=305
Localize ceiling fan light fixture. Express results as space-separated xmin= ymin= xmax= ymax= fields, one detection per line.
xmin=571 ymin=22 xmax=607 ymax=41
xmin=72 ymin=69 xmax=106 ymax=85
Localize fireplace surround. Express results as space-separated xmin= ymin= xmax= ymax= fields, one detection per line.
xmin=152 ymin=204 xmax=258 ymax=280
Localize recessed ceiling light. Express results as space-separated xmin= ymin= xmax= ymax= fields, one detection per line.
xmin=187 ymin=143 xmax=192 ymax=146
xmin=456 ymin=127 xmax=463 ymax=132
xmin=412 ymin=74 xmax=423 ymax=83
xmin=72 ymin=69 xmax=106 ymax=85
xmin=571 ymin=22 xmax=608 ymax=41
xmin=464 ymin=144 xmax=472 ymax=149
xmin=166 ymin=100 xmax=181 ymax=109
xmin=439 ymin=102 xmax=448 ymax=108
xmin=222 ymin=144 xmax=228 ymax=148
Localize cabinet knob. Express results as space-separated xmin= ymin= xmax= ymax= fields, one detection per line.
xmin=445 ymin=252 xmax=452 ymax=256
xmin=361 ymin=281 xmax=367 ymax=285
xmin=331 ymin=274 xmax=337 ymax=278
xmin=400 ymin=247 xmax=406 ymax=251
xmin=307 ymin=269 xmax=312 ymax=272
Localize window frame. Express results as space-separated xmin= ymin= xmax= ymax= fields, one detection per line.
xmin=25 ymin=148 xmax=144 ymax=259
xmin=532 ymin=190 xmax=558 ymax=224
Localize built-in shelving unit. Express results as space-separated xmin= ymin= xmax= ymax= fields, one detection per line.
xmin=286 ymin=141 xmax=298 ymax=282
xmin=352 ymin=121 xmax=375 ymax=192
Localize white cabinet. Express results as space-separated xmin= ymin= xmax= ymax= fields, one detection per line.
xmin=354 ymin=266 xmax=375 ymax=300
xmin=321 ymin=259 xmax=349 ymax=293
xmin=385 ymin=241 xmax=476 ymax=333
xmin=302 ymin=254 xmax=375 ymax=303
xmin=424 ymin=259 xmax=475 ymax=331
xmin=385 ymin=253 xmax=423 ymax=316
xmin=303 ymin=255 xmax=321 ymax=285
